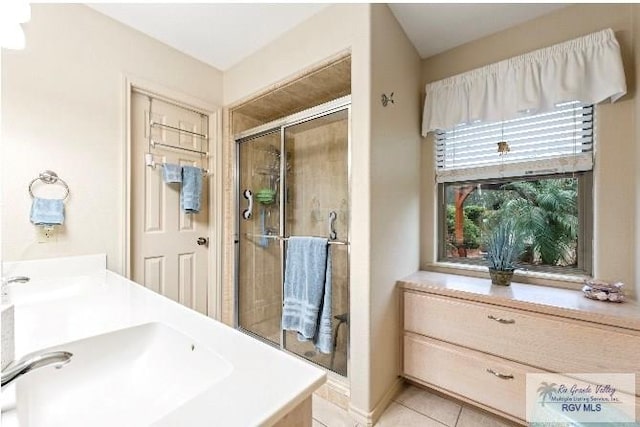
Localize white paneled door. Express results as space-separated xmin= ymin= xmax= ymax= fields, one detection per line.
xmin=131 ymin=91 xmax=209 ymax=315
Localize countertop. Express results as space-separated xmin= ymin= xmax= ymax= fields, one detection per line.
xmin=1 ymin=254 xmax=326 ymax=426
xmin=399 ymin=270 xmax=640 ymax=332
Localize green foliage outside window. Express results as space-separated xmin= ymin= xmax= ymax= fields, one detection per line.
xmin=446 ymin=205 xmax=483 ymax=250
xmin=445 ymin=177 xmax=579 ymax=268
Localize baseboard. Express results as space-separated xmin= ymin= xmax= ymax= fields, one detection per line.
xmin=348 ymin=377 xmax=405 ymax=426
xmin=314 ymin=375 xmax=351 ymax=410
xmin=347 ymin=404 xmax=371 ymax=426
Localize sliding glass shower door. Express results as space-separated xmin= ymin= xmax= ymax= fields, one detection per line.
xmin=236 ymin=102 xmax=349 ymax=376
xmin=236 ymin=130 xmax=282 ymax=345
xmin=282 ymin=110 xmax=349 ymax=376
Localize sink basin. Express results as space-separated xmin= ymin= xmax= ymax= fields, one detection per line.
xmin=15 ymin=323 xmax=233 ymax=426
xmin=6 ymin=276 xmax=100 ymax=305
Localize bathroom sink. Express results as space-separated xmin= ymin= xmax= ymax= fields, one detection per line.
xmin=6 ymin=276 xmax=100 ymax=305
xmin=15 ymin=322 xmax=233 ymax=426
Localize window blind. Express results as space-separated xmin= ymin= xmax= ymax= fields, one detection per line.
xmin=435 ymin=102 xmax=593 ymax=183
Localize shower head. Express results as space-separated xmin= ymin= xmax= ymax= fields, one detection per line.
xmin=268 ymin=145 xmax=280 ymax=157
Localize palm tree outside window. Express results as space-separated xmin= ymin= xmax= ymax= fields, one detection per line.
xmin=436 ymin=103 xmax=594 ymax=276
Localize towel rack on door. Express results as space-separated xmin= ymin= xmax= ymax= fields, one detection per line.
xmin=146 ymin=95 xmax=209 ymax=173
xmin=144 ymin=154 xmax=209 ymax=175
xmin=150 ymin=139 xmax=208 ymax=156
xmin=150 ymin=120 xmax=208 ymax=140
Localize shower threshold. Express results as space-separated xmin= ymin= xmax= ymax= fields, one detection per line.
xmin=237 ymin=326 xmax=348 ymax=378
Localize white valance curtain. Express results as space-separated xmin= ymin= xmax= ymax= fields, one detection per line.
xmin=422 ymin=28 xmax=627 ymax=136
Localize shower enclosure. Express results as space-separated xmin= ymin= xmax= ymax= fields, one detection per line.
xmin=235 ymin=97 xmax=350 ymax=376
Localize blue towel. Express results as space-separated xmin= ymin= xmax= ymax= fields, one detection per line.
xmin=281 ymin=236 xmax=333 ymax=354
xmin=180 ymin=166 xmax=202 ymax=214
xmin=30 ymin=198 xmax=64 ymax=226
xmin=314 ymin=251 xmax=332 ymax=353
xmin=163 ymin=163 xmax=182 ymax=183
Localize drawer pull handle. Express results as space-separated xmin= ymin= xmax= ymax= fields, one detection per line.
xmin=488 ymin=315 xmax=515 ymax=324
xmin=486 ymin=368 xmax=514 ymax=380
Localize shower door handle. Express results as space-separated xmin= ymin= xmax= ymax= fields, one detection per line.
xmin=242 ymin=189 xmax=253 ymax=220
xmin=329 ymin=211 xmax=337 ymax=240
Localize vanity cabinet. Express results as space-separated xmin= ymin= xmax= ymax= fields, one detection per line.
xmin=399 ymin=271 xmax=640 ymax=425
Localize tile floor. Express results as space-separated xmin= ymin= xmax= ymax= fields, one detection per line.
xmin=312 ymin=383 xmax=519 ymax=427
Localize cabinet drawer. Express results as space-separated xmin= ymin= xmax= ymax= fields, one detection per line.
xmin=404 ymin=292 xmax=640 ymax=394
xmin=404 ymin=333 xmax=541 ymax=421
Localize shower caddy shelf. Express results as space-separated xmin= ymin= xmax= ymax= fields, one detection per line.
xmin=253 ymin=167 xmax=279 ymax=177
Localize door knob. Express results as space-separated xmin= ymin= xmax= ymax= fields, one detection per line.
xmin=197 ymin=237 xmax=209 ymax=246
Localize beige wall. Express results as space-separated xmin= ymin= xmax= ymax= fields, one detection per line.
xmin=635 ymin=6 xmax=640 ymax=303
xmin=1 ymin=4 xmax=223 ymax=273
xmin=368 ymin=3 xmax=422 ymax=416
xmin=224 ymin=4 xmax=365 ymax=106
xmin=420 ymin=4 xmax=640 ymax=299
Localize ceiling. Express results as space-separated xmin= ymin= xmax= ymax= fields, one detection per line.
xmin=388 ymin=3 xmax=566 ymax=59
xmin=88 ymin=3 xmax=567 ymax=71
xmin=87 ymin=3 xmax=329 ymax=70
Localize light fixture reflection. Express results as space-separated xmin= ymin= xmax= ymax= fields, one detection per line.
xmin=0 ymin=0 xmax=31 ymax=50
xmin=0 ymin=24 xmax=26 ymax=50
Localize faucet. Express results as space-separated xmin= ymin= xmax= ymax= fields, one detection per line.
xmin=1 ymin=351 xmax=72 ymax=389
xmin=2 ymin=276 xmax=30 ymax=286
xmin=2 ymin=276 xmax=30 ymax=290
xmin=1 ymin=276 xmax=30 ymax=298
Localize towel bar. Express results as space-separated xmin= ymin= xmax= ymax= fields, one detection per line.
xmin=245 ymin=233 xmax=349 ymax=246
xmin=28 ymin=170 xmax=69 ymax=200
xmin=150 ymin=140 xmax=208 ymax=156
xmin=144 ymin=153 xmax=209 ymax=175
xmin=150 ymin=121 xmax=208 ymax=140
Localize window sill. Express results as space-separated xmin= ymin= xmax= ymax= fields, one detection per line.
xmin=424 ymin=261 xmax=589 ymax=292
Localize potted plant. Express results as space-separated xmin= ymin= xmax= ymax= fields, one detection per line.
xmin=485 ymin=220 xmax=524 ymax=286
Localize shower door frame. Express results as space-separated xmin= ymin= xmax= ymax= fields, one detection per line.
xmin=234 ymin=95 xmax=351 ymax=376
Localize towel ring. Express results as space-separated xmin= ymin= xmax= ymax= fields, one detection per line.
xmin=28 ymin=170 xmax=70 ymax=200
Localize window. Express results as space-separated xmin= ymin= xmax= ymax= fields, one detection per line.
xmin=436 ymin=103 xmax=593 ymax=276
